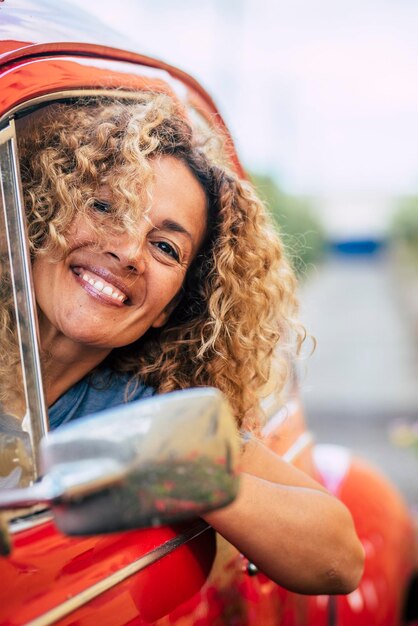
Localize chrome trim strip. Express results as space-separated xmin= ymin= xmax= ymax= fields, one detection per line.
xmin=313 ymin=444 xmax=352 ymax=495
xmin=282 ymin=431 xmax=314 ymax=463
xmin=9 ymin=509 xmax=52 ymax=534
xmin=26 ymin=520 xmax=210 ymax=626
xmin=262 ymin=399 xmax=299 ymax=436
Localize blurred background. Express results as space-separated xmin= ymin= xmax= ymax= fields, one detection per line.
xmin=71 ymin=0 xmax=418 ymax=508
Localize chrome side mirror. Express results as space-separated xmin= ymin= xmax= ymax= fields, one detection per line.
xmin=0 ymin=388 xmax=240 ymax=534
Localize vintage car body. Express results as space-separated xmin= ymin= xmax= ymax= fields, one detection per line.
xmin=0 ymin=1 xmax=417 ymax=624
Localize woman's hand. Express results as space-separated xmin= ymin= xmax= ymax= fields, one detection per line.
xmin=202 ymin=437 xmax=365 ymax=595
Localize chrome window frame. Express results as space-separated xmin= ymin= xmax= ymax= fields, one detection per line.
xmin=0 ymin=119 xmax=48 ymax=478
xmin=0 ymin=88 xmax=185 ymax=130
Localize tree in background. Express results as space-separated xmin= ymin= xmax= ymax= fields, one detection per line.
xmin=391 ymin=197 xmax=418 ymax=266
xmin=250 ymin=172 xmax=326 ymax=278
xmin=389 ymin=197 xmax=418 ymax=348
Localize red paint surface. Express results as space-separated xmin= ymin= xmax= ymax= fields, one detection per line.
xmin=336 ymin=458 xmax=416 ymax=626
xmin=0 ymin=519 xmax=216 ymax=625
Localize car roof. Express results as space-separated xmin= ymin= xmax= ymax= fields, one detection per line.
xmin=0 ymin=0 xmax=245 ymax=177
xmin=0 ymin=0 xmax=134 ymax=54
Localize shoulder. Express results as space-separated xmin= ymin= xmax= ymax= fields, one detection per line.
xmin=50 ymin=369 xmax=155 ymax=428
xmin=86 ymin=369 xmax=156 ymax=412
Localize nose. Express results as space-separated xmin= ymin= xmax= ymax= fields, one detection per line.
xmin=104 ymin=237 xmax=146 ymax=275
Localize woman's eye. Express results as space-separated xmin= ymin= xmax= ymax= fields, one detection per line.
xmin=92 ymin=199 xmax=111 ymax=213
xmin=153 ymin=241 xmax=180 ymax=262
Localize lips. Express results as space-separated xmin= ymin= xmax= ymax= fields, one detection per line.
xmin=71 ymin=265 xmax=132 ymax=305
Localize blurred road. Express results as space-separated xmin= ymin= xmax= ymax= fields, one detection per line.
xmin=299 ymin=252 xmax=418 ymax=507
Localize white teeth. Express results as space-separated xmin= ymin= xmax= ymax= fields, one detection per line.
xmin=78 ymin=270 xmax=126 ymax=302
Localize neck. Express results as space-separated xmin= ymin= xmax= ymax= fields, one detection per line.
xmin=41 ymin=334 xmax=111 ymax=406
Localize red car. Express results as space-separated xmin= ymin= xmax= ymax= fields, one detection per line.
xmin=0 ymin=1 xmax=417 ymax=624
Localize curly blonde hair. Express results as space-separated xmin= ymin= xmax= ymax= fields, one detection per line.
xmin=15 ymin=93 xmax=304 ymax=429
xmin=0 ymin=236 xmax=25 ymax=418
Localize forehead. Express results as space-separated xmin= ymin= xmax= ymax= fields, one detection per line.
xmin=148 ymin=156 xmax=208 ymax=250
xmin=99 ymin=155 xmax=207 ymax=211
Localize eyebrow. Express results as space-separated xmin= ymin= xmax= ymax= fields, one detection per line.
xmin=160 ymin=218 xmax=193 ymax=241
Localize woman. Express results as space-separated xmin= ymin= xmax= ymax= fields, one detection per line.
xmin=11 ymin=92 xmax=364 ymax=594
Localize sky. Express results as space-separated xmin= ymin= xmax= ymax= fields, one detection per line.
xmin=69 ymin=0 xmax=418 ymax=235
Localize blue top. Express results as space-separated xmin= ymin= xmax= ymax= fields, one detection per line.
xmin=48 ymin=369 xmax=155 ymax=429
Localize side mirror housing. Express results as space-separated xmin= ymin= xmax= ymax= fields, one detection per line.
xmin=0 ymin=388 xmax=240 ymax=535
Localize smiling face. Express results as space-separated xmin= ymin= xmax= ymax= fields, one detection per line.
xmin=32 ymin=156 xmax=207 ymax=353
